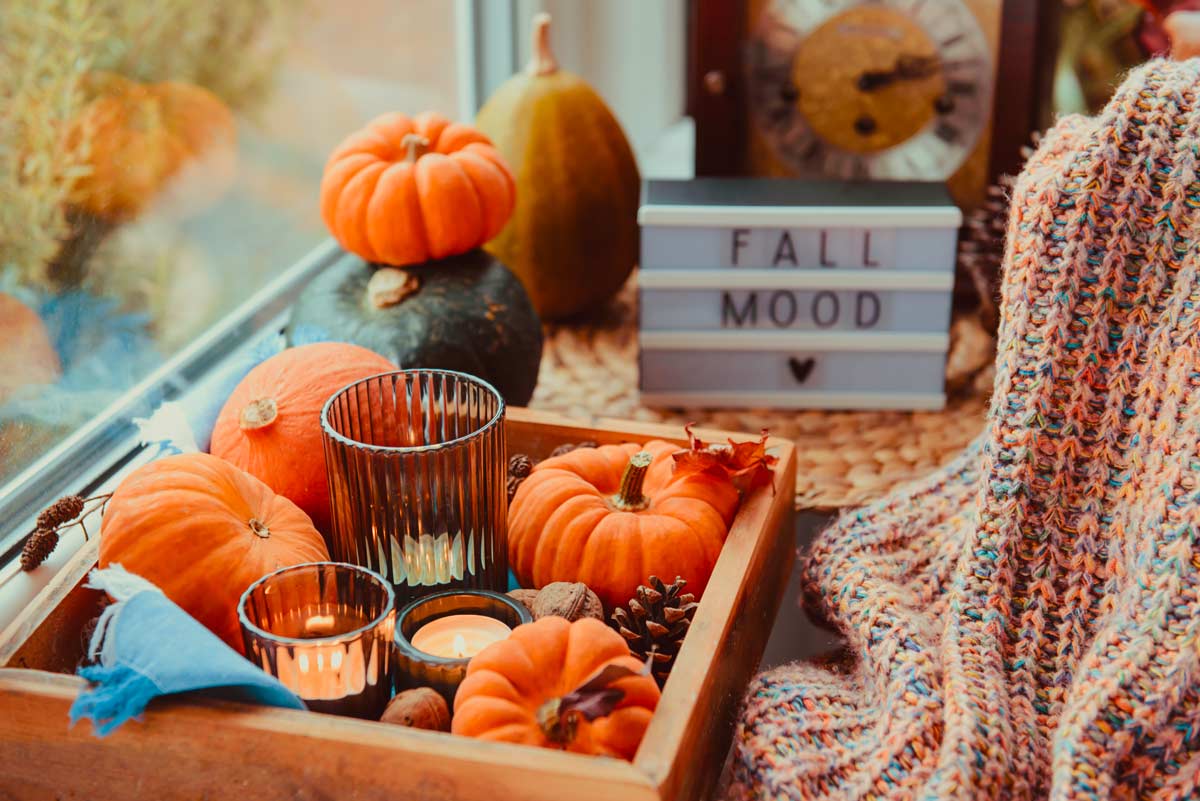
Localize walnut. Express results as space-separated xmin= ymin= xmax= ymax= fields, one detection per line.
xmin=380 ymin=687 xmax=450 ymax=731
xmin=531 ymin=582 xmax=604 ymax=622
xmin=507 ymin=588 xmax=539 ymax=613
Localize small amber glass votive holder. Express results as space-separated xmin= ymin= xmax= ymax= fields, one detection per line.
xmin=320 ymin=370 xmax=508 ymax=607
xmin=239 ymin=562 xmax=396 ymax=719
xmin=394 ymin=589 xmax=532 ymax=706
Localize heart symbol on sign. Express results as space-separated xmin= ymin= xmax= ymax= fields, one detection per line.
xmin=788 ymin=357 xmax=816 ymax=384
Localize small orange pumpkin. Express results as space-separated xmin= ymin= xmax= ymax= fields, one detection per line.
xmin=452 ymin=616 xmax=660 ymax=759
xmin=0 ymin=293 xmax=60 ymax=405
xmin=67 ymin=73 xmax=237 ymax=221
xmin=210 ymin=342 xmax=396 ymax=533
xmin=99 ymin=452 xmax=329 ymax=652
xmin=507 ymin=442 xmax=740 ymax=610
xmin=319 ymin=111 xmax=516 ymax=266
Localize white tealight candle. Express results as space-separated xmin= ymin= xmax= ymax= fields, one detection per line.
xmin=410 ymin=614 xmax=512 ymax=659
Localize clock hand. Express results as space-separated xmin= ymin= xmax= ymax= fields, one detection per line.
xmin=857 ymin=54 xmax=941 ymax=91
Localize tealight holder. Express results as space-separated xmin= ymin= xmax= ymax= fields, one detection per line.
xmin=394 ymin=590 xmax=532 ymax=705
xmin=239 ymin=562 xmax=395 ymax=719
xmin=320 ymin=370 xmax=507 ymax=607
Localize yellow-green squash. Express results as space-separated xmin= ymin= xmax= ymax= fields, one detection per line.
xmin=475 ymin=14 xmax=640 ymax=321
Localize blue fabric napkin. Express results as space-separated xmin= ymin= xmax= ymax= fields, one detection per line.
xmin=70 ymin=565 xmax=305 ymax=736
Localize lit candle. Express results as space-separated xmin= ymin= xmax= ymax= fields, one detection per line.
xmin=410 ymin=614 xmax=512 ymax=659
xmin=239 ymin=562 xmax=396 ymax=719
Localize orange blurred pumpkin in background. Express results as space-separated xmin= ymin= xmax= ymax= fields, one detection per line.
xmin=0 ymin=293 xmax=61 ymax=405
xmin=319 ymin=111 xmax=515 ymax=266
xmin=66 ymin=73 xmax=237 ymax=221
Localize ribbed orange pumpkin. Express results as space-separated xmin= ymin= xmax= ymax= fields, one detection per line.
xmin=67 ymin=72 xmax=236 ymax=221
xmin=210 ymin=342 xmax=396 ymax=534
xmin=507 ymin=442 xmax=740 ymax=610
xmin=320 ymin=111 xmax=516 ymax=266
xmin=0 ymin=293 xmax=60 ymax=405
xmin=98 ymin=452 xmax=329 ymax=652
xmin=452 ymin=616 xmax=660 ymax=759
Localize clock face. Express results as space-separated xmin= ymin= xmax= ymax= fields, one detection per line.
xmin=745 ymin=0 xmax=994 ymax=181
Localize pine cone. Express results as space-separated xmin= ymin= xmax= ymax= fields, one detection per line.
xmin=611 ymin=576 xmax=697 ymax=688
xmin=507 ymin=454 xmax=534 ymax=502
xmin=954 ymin=133 xmax=1042 ymax=332
xmin=20 ymin=528 xmax=60 ymax=571
xmin=36 ymin=495 xmax=85 ymax=531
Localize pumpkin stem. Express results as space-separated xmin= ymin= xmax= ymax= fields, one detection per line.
xmin=527 ymin=13 xmax=559 ymax=76
xmin=536 ymin=660 xmax=644 ymax=746
xmin=401 ymin=133 xmax=430 ymax=163
xmin=612 ymin=451 xmax=653 ymax=512
xmin=366 ymin=267 xmax=421 ymax=309
xmin=240 ymin=398 xmax=278 ymax=431
xmin=248 ymin=518 xmax=270 ymax=539
xmin=536 ymin=697 xmax=577 ymax=745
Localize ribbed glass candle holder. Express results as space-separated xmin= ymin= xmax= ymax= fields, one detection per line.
xmin=320 ymin=370 xmax=507 ymax=606
xmin=238 ymin=562 xmax=395 ymax=719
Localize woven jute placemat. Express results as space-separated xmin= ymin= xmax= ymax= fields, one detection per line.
xmin=528 ymin=278 xmax=992 ymax=511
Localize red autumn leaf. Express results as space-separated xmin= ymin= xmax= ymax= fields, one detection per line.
xmin=672 ymin=424 xmax=778 ymax=494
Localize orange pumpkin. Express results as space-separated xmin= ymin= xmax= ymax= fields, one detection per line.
xmin=99 ymin=452 xmax=329 ymax=652
xmin=210 ymin=342 xmax=396 ymax=533
xmin=319 ymin=111 xmax=516 ymax=266
xmin=452 ymin=616 xmax=660 ymax=759
xmin=508 ymin=442 xmax=740 ymax=610
xmin=0 ymin=293 xmax=60 ymax=405
xmin=67 ymin=73 xmax=237 ymax=221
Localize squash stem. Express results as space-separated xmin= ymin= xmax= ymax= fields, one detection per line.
xmin=612 ymin=451 xmax=653 ymax=511
xmin=401 ymin=133 xmax=430 ymax=163
xmin=527 ymin=13 xmax=559 ymax=76
xmin=366 ymin=267 xmax=420 ymax=309
xmin=240 ymin=398 xmax=278 ymax=430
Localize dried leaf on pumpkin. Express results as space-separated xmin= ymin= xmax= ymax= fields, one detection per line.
xmin=671 ymin=424 xmax=778 ymax=494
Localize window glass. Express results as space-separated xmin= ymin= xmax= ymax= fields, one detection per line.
xmin=0 ymin=1 xmax=461 ymax=489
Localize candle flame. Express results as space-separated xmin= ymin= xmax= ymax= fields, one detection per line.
xmin=452 ymin=633 xmax=468 ymax=658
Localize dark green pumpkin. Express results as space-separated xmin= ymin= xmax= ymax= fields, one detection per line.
xmin=287 ymin=250 xmax=543 ymax=405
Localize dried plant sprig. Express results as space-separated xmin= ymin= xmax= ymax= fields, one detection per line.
xmin=0 ymin=0 xmax=105 ymax=286
xmin=1 ymin=0 xmax=307 ymax=287
xmin=19 ymin=492 xmax=112 ymax=571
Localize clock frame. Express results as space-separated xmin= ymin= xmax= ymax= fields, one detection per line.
xmin=688 ymin=0 xmax=1060 ymax=208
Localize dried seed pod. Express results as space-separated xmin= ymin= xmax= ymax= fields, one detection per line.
xmin=380 ymin=687 xmax=450 ymax=731
xmin=36 ymin=495 xmax=85 ymax=530
xmin=531 ymin=581 xmax=604 ymax=622
xmin=20 ymin=528 xmax=60 ymax=572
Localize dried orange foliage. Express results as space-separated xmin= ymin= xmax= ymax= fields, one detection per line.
xmin=672 ymin=424 xmax=778 ymax=494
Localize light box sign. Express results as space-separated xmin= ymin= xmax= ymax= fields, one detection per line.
xmin=637 ymin=179 xmax=962 ymax=411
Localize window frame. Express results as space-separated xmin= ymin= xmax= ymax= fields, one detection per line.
xmin=0 ymin=1 xmax=690 ymax=621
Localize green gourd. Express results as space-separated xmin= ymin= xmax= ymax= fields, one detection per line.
xmin=475 ymin=13 xmax=640 ymax=321
xmin=286 ymin=251 xmax=543 ymax=406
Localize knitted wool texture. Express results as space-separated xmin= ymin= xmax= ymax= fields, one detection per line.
xmin=733 ymin=59 xmax=1200 ymax=801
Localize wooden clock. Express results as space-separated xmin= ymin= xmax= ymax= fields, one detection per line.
xmin=689 ymin=0 xmax=1060 ymax=207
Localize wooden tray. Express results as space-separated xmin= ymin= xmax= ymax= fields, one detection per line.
xmin=0 ymin=408 xmax=796 ymax=801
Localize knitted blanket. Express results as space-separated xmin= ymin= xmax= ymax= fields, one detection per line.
xmin=733 ymin=59 xmax=1200 ymax=801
